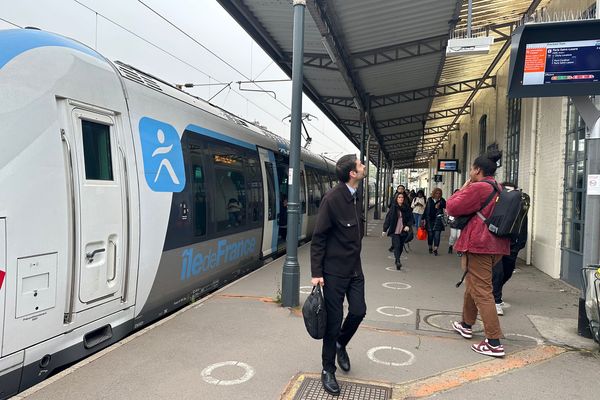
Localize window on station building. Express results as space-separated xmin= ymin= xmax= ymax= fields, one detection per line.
xmin=562 ymin=98 xmax=593 ymax=254
xmin=479 ymin=115 xmax=487 ymax=155
xmin=506 ymin=98 xmax=522 ymax=186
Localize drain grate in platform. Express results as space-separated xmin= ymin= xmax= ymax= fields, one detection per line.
xmin=293 ymin=378 xmax=391 ymax=400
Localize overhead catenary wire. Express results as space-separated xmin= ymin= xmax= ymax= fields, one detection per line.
xmin=0 ymin=16 xmax=22 ymax=28
xmin=134 ymin=0 xmax=350 ymax=150
xmin=73 ymin=0 xmax=351 ymax=153
xmin=71 ymin=0 xmax=287 ymax=125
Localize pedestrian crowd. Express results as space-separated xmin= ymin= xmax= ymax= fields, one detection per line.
xmin=308 ymin=151 xmax=530 ymax=395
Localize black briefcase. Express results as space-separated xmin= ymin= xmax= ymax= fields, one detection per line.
xmin=302 ymin=285 xmax=327 ymax=339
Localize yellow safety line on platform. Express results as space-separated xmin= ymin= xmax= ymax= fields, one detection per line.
xmin=280 ymin=345 xmax=567 ymax=400
xmin=394 ymin=345 xmax=566 ymax=399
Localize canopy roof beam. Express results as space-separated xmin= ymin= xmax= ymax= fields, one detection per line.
xmin=382 ymin=124 xmax=460 ymax=143
xmin=321 ymin=76 xmax=496 ymax=109
xmin=340 ymin=107 xmax=468 ymax=129
xmin=306 ymin=0 xmax=388 ymax=159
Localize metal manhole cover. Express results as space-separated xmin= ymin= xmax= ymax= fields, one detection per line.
xmin=416 ymin=309 xmax=484 ymax=334
xmin=293 ymin=377 xmax=391 ymax=400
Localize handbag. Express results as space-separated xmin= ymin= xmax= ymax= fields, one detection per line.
xmin=302 ymin=285 xmax=327 ymax=339
xmin=404 ymin=227 xmax=414 ymax=243
xmin=416 ymin=226 xmax=427 ymax=240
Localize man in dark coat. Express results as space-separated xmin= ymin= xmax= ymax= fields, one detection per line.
xmin=311 ymin=154 xmax=366 ymax=396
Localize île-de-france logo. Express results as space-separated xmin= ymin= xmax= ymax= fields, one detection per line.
xmin=139 ymin=117 xmax=186 ymax=192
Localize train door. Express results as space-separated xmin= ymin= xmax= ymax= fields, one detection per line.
xmin=258 ymin=148 xmax=279 ymax=257
xmin=275 ymin=156 xmax=307 ymax=249
xmin=64 ymin=105 xmax=127 ymax=315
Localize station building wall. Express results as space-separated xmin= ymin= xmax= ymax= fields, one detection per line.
xmin=426 ymin=0 xmax=596 ymax=281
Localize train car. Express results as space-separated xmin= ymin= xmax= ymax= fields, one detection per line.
xmin=0 ymin=28 xmax=339 ymax=398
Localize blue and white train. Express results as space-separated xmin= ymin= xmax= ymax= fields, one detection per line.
xmin=0 ymin=28 xmax=347 ymax=397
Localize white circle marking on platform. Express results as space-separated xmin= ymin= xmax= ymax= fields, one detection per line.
xmin=385 ymin=266 xmax=401 ymax=272
xmin=299 ymin=286 xmax=313 ymax=295
xmin=504 ymin=333 xmax=544 ymax=345
xmin=201 ymin=361 xmax=255 ymax=385
xmin=376 ymin=306 xmax=413 ymax=318
xmin=382 ymin=282 xmax=412 ymax=290
xmin=367 ymin=346 xmax=415 ymax=366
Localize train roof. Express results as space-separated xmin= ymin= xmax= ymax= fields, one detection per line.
xmin=111 ymin=61 xmax=334 ymax=170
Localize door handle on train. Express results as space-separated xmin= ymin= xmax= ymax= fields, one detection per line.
xmin=86 ymin=248 xmax=106 ymax=263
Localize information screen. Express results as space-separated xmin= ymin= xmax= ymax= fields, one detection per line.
xmin=523 ymin=40 xmax=600 ymax=86
xmin=508 ymin=20 xmax=600 ymax=98
xmin=437 ymin=159 xmax=458 ymax=172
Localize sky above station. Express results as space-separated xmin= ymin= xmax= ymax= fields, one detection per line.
xmin=0 ymin=0 xmax=360 ymax=159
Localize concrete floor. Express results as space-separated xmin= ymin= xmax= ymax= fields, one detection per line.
xmin=15 ymin=218 xmax=600 ymax=400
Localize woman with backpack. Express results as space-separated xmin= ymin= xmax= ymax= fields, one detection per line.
xmin=382 ymin=192 xmax=414 ymax=270
xmin=446 ymin=150 xmax=510 ymax=358
xmin=423 ymin=188 xmax=446 ymax=256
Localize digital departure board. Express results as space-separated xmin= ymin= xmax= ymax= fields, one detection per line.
xmin=509 ymin=20 xmax=600 ymax=98
xmin=437 ymin=159 xmax=458 ymax=172
xmin=523 ymin=40 xmax=600 ymax=86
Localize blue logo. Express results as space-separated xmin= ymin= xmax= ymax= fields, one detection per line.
xmin=180 ymin=238 xmax=256 ymax=281
xmin=139 ymin=117 xmax=186 ymax=192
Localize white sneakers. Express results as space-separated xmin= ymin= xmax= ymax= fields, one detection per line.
xmin=495 ymin=303 xmax=504 ymax=315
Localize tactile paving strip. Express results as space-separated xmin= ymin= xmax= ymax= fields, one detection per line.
xmin=293 ymin=378 xmax=391 ymax=400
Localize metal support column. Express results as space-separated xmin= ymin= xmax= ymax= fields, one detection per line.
xmin=374 ymin=150 xmax=381 ymax=219
xmin=363 ymin=135 xmax=371 ymax=236
xmin=360 ymin=114 xmax=366 ymax=164
xmin=282 ymin=0 xmax=305 ymax=308
xmin=572 ymin=95 xmax=600 ymax=339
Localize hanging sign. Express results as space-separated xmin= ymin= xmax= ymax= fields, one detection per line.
xmin=588 ymin=174 xmax=600 ymax=195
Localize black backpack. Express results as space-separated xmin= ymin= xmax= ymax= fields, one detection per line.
xmin=477 ymin=182 xmax=530 ymax=238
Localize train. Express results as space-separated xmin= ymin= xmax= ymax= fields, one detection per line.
xmin=0 ymin=28 xmax=377 ymax=398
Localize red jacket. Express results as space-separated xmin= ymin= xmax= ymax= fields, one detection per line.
xmin=446 ymin=178 xmax=510 ymax=255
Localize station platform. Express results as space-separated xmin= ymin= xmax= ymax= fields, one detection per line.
xmin=14 ymin=217 xmax=599 ymax=400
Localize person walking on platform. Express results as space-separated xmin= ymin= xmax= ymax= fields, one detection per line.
xmin=492 ymin=182 xmax=528 ymax=316
xmin=447 ymin=189 xmax=461 ymax=254
xmin=383 ymin=192 xmax=414 ymax=270
xmin=311 ymin=154 xmax=367 ymax=396
xmin=423 ymin=188 xmax=446 ymax=256
xmin=447 ymin=150 xmax=510 ymax=357
xmin=388 ymin=185 xmax=406 ymax=252
xmin=411 ymin=189 xmax=426 ymax=230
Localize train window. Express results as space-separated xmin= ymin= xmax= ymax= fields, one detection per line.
xmin=319 ymin=171 xmax=331 ymax=192
xmin=300 ymin=170 xmax=306 ymax=214
xmin=81 ymin=120 xmax=113 ymax=181
xmin=187 ymin=142 xmax=207 ymax=237
xmin=192 ymin=164 xmax=206 ymax=236
xmin=264 ymin=162 xmax=276 ymax=220
xmin=245 ymin=154 xmax=263 ymax=224
xmin=209 ymin=142 xmax=261 ymax=233
xmin=306 ymin=168 xmax=322 ymax=216
xmin=330 ymin=173 xmax=337 ymax=186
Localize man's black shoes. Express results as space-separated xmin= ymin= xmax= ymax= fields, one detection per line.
xmin=388 ymin=246 xmax=394 ymax=252
xmin=395 ymin=261 xmax=402 ymax=270
xmin=336 ymin=343 xmax=351 ymax=372
xmin=321 ymin=370 xmax=340 ymax=395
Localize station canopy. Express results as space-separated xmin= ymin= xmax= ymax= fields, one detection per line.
xmin=217 ymin=0 xmax=548 ymax=168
